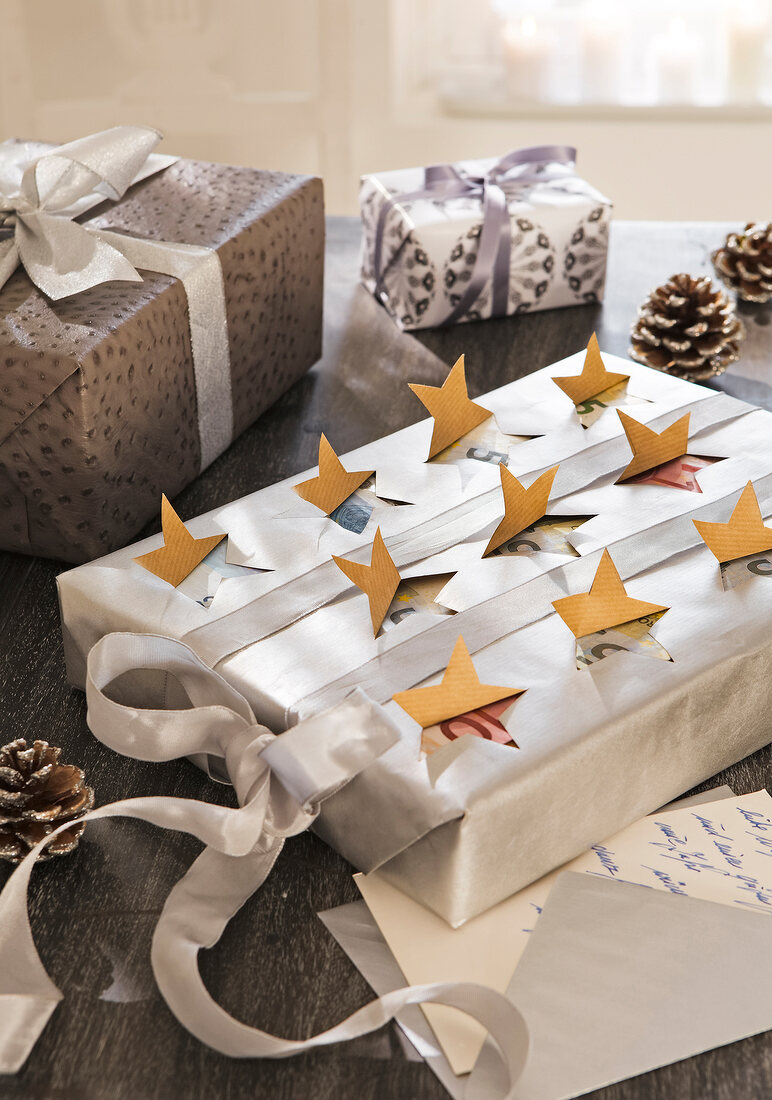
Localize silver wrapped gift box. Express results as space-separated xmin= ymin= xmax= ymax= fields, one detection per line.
xmin=58 ymin=351 xmax=772 ymax=926
xmin=359 ymin=145 xmax=612 ymax=331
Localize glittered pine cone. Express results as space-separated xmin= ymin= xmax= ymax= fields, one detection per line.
xmin=712 ymin=222 xmax=772 ymax=303
xmin=629 ymin=273 xmax=745 ymax=380
xmin=0 ymin=739 xmax=94 ymax=862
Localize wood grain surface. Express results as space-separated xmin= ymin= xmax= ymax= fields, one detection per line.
xmin=1 ymin=218 xmax=771 ymax=1100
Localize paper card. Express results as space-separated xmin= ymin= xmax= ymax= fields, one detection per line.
xmin=176 ymin=538 xmax=269 ymax=609
xmin=552 ymin=333 xmax=629 ymax=407
xmin=575 ymin=609 xmax=671 ymax=669
xmin=392 ymin=635 xmax=525 ymax=729
xmin=469 ymin=873 xmax=772 ymax=1100
xmin=694 ymin=480 xmax=772 ymax=563
xmin=483 ymin=465 xmax=559 ymax=557
xmin=294 ymin=433 xmax=375 ymax=514
xmin=134 ymin=494 xmax=226 ymax=587
xmin=332 ymin=527 xmax=401 ymax=636
xmin=381 ymin=575 xmax=456 ymax=633
xmin=420 ymin=695 xmax=520 ymax=756
xmin=409 ymin=355 xmax=492 ymax=460
xmin=616 ymin=409 xmax=691 ymax=481
xmin=355 ymin=789 xmax=772 ymax=1077
xmin=552 ymin=547 xmax=669 ymax=637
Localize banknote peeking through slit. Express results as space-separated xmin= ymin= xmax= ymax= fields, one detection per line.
xmin=629 ymin=454 xmax=718 ymax=493
xmin=576 ymin=610 xmax=671 ymax=669
xmin=431 ymin=418 xmax=529 ymax=471
xmin=380 ymin=574 xmax=456 ymax=633
xmin=329 ymin=475 xmax=408 ymax=534
xmin=574 ymin=379 xmax=649 ymax=429
xmin=421 ymin=696 xmax=520 ymax=756
xmin=176 ymin=539 xmax=271 ymax=609
xmin=489 ymin=514 xmax=592 ymax=558
xmin=720 ymin=551 xmax=772 ymax=591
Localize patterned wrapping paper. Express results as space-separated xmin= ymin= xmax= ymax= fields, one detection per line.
xmin=57 ymin=352 xmax=772 ymax=926
xmin=359 ymin=155 xmax=611 ymax=330
xmin=0 ymin=157 xmax=324 ymax=563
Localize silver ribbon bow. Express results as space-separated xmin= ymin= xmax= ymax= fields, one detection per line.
xmin=373 ymin=144 xmax=577 ymax=327
xmin=0 ymin=127 xmax=233 ymax=469
xmin=0 ymin=632 xmax=529 ymax=1094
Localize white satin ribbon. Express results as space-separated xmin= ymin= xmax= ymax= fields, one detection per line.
xmin=0 ymin=127 xmax=232 ymax=469
xmin=0 ymin=632 xmax=529 ymax=1095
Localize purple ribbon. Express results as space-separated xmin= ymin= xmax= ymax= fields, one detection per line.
xmin=372 ymin=144 xmax=577 ymax=327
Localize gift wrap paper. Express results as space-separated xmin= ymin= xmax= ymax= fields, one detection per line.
xmin=58 ymin=352 xmax=772 ymax=925
xmin=0 ymin=152 xmax=323 ymax=562
xmin=360 ymin=156 xmax=611 ymax=330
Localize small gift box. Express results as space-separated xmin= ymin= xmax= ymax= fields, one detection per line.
xmin=360 ymin=144 xmax=611 ymax=330
xmin=0 ymin=127 xmax=323 ymax=562
xmin=57 ymin=346 xmax=772 ymax=931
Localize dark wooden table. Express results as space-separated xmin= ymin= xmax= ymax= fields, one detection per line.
xmin=2 ymin=218 xmax=772 ymax=1100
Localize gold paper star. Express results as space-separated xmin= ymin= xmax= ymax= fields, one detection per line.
xmin=134 ymin=495 xmax=226 ymax=587
xmin=552 ymin=333 xmax=629 ymax=406
xmin=483 ymin=464 xmax=559 ymax=557
xmin=617 ymin=410 xmax=691 ymax=481
xmin=409 ymin=355 xmax=491 ymax=460
xmin=294 ymin=434 xmax=375 ymax=515
xmin=694 ymin=481 xmax=772 ymax=563
xmin=332 ymin=527 xmax=401 ymax=636
xmin=392 ymin=635 xmax=524 ymax=728
xmin=552 ymin=548 xmax=669 ymax=638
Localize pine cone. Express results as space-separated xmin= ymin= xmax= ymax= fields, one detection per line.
xmin=712 ymin=222 xmax=772 ymax=303
xmin=629 ymin=273 xmax=745 ymax=380
xmin=0 ymin=739 xmax=94 ymax=862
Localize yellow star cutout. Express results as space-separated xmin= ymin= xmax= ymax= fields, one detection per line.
xmin=552 ymin=548 xmax=669 ymax=638
xmin=694 ymin=481 xmax=772 ymax=563
xmin=552 ymin=333 xmax=629 ymax=407
xmin=392 ymin=635 xmax=524 ymax=728
xmin=332 ymin=527 xmax=401 ymax=636
xmin=294 ymin=434 xmax=375 ymax=515
xmin=409 ymin=355 xmax=491 ymax=460
xmin=483 ymin=464 xmax=559 ymax=557
xmin=617 ymin=410 xmax=691 ymax=482
xmin=134 ymin=495 xmax=226 ymax=587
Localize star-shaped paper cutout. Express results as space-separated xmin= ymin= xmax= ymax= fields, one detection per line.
xmin=134 ymin=494 xmax=226 ymax=587
xmin=392 ymin=635 xmax=524 ymax=728
xmin=332 ymin=527 xmax=401 ymax=636
xmin=552 ymin=333 xmax=629 ymax=407
xmin=616 ymin=410 xmax=691 ymax=482
xmin=294 ymin=434 xmax=375 ymax=515
xmin=694 ymin=481 xmax=772 ymax=563
xmin=483 ymin=464 xmax=559 ymax=557
xmin=409 ymin=355 xmax=491 ymax=460
xmin=552 ymin=548 xmax=669 ymax=638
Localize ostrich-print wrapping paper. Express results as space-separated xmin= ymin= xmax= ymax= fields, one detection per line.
xmin=359 ymin=152 xmax=611 ymax=330
xmin=0 ymin=151 xmax=324 ymax=562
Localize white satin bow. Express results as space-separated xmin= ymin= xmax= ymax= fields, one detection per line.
xmin=0 ymin=632 xmax=529 ymax=1095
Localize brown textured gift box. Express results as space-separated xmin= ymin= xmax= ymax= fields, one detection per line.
xmin=0 ymin=158 xmax=324 ymax=563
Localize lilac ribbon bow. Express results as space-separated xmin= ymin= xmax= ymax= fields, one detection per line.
xmin=372 ymin=144 xmax=577 ymax=327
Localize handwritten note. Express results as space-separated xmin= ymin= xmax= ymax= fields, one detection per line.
xmin=355 ymin=789 xmax=772 ymax=1075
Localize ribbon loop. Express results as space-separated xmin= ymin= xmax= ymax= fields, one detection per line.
xmin=372 ymin=143 xmax=577 ymax=327
xmin=0 ymin=631 xmax=531 ymax=1092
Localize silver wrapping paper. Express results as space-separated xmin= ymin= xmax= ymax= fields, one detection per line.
xmin=58 ymin=351 xmax=772 ymax=925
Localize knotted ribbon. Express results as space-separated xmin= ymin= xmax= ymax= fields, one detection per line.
xmin=373 ymin=144 xmax=577 ymax=326
xmin=0 ymin=126 xmax=232 ymax=469
xmin=0 ymin=632 xmax=529 ymax=1094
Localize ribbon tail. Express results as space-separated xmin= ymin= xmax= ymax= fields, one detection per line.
xmin=441 ymin=182 xmax=510 ymax=327
xmin=0 ymin=237 xmax=19 ymax=295
xmin=97 ymin=230 xmax=233 ymax=470
xmin=151 ymin=845 xmax=529 ymax=1096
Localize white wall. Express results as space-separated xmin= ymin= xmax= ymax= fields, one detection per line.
xmin=1 ymin=0 xmax=770 ymax=221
